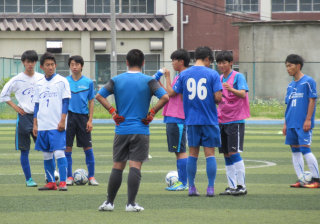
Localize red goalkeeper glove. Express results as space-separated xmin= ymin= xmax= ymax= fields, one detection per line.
xmin=141 ymin=108 xmax=156 ymax=125
xmin=108 ymin=106 xmax=125 ymax=126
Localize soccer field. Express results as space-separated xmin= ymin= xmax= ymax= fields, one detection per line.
xmin=0 ymin=123 xmax=319 ymax=224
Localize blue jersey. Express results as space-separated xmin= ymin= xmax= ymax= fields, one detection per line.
xmin=173 ymin=66 xmax=222 ymax=125
xmin=98 ymin=71 xmax=167 ymax=135
xmin=285 ymin=75 xmax=317 ymax=128
xmin=66 ymin=75 xmax=94 ymax=114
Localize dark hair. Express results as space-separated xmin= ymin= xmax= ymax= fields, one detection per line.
xmin=170 ymin=49 xmax=190 ymax=67
xmin=68 ymin=55 xmax=84 ymax=67
xmin=40 ymin=52 xmax=56 ymax=66
xmin=21 ymin=50 xmax=38 ymax=62
xmin=285 ymin=54 xmax=304 ymax=70
xmin=216 ymin=51 xmax=233 ymax=63
xmin=195 ymin=46 xmax=213 ymax=62
xmin=126 ymin=49 xmax=144 ymax=68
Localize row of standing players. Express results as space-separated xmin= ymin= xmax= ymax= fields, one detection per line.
xmin=1 ymin=49 xmax=319 ymax=213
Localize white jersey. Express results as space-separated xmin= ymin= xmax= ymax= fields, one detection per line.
xmin=33 ymin=74 xmax=71 ymax=131
xmin=0 ymin=72 xmax=44 ymax=114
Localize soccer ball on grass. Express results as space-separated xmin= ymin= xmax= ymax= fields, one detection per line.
xmin=299 ymin=171 xmax=313 ymax=186
xmin=73 ymin=169 xmax=89 ymax=185
xmin=165 ymin=171 xmax=179 ymax=187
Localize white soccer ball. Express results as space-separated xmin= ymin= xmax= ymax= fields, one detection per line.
xmin=299 ymin=171 xmax=313 ymax=186
xmin=165 ymin=171 xmax=179 ymax=187
xmin=73 ymin=169 xmax=88 ymax=185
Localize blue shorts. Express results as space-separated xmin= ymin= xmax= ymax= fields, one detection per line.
xmin=187 ymin=125 xmax=221 ymax=147
xmin=35 ymin=130 xmax=67 ymax=152
xmin=166 ymin=123 xmax=187 ymax=153
xmin=285 ymin=128 xmax=313 ymax=146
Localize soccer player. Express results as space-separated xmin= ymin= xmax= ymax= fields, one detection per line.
xmin=33 ymin=52 xmax=71 ymax=191
xmin=0 ymin=50 xmax=43 ymax=187
xmin=65 ymin=55 xmax=98 ymax=186
xmin=283 ymin=54 xmax=319 ymax=188
xmin=160 ymin=49 xmax=189 ymax=191
xmin=173 ymin=46 xmax=222 ymax=197
xmin=97 ymin=49 xmax=169 ymax=212
xmin=216 ymin=51 xmax=250 ymax=196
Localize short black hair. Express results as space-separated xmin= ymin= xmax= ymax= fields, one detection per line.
xmin=40 ymin=52 xmax=56 ymax=66
xmin=195 ymin=46 xmax=213 ymax=62
xmin=21 ymin=50 xmax=38 ymax=62
xmin=170 ymin=49 xmax=190 ymax=67
xmin=285 ymin=54 xmax=304 ymax=70
xmin=216 ymin=51 xmax=233 ymax=63
xmin=126 ymin=49 xmax=144 ymax=68
xmin=68 ymin=55 xmax=84 ymax=67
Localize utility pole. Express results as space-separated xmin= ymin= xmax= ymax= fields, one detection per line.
xmin=110 ymin=0 xmax=117 ymax=78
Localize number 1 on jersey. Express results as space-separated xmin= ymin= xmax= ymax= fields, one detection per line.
xmin=292 ymin=99 xmax=296 ymax=107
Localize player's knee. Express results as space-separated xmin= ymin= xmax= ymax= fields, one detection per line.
xmin=54 ymin=150 xmax=66 ymax=159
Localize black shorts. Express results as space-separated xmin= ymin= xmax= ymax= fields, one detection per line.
xmin=15 ymin=113 xmax=36 ymax=151
xmin=166 ymin=123 xmax=187 ymax=153
xmin=219 ymin=123 xmax=245 ymax=154
xmin=66 ymin=111 xmax=92 ymax=148
xmin=113 ymin=134 xmax=149 ymax=162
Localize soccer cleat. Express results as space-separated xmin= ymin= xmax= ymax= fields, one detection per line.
xmin=58 ymin=181 xmax=67 ymax=191
xmin=232 ymin=185 xmax=247 ymax=196
xmin=99 ymin=201 xmax=114 ymax=211
xmin=26 ymin=178 xmax=37 ymax=187
xmin=125 ymin=203 xmax=144 ymax=212
xmin=165 ymin=181 xmax=188 ymax=191
xmin=290 ymin=181 xmax=302 ymax=188
xmin=66 ymin=177 xmax=74 ymax=186
xmin=88 ymin=177 xmax=99 ymax=186
xmin=188 ymin=186 xmax=200 ymax=196
xmin=303 ymin=181 xmax=320 ymax=188
xmin=219 ymin=187 xmax=237 ymax=195
xmin=206 ymin=186 xmax=215 ymax=197
xmin=38 ymin=182 xmax=57 ymax=191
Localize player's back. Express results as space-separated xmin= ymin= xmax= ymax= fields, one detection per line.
xmin=112 ymin=72 xmax=159 ymax=135
xmin=175 ymin=66 xmax=222 ymax=125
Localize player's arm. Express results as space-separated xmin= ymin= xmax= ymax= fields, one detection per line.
xmin=58 ymin=98 xmax=69 ymax=132
xmin=282 ymin=120 xmax=287 ymax=136
xmin=303 ymin=98 xmax=316 ymax=132
xmin=222 ymin=83 xmax=246 ymax=99
xmin=95 ymin=93 xmax=112 ymax=111
xmin=86 ymin=99 xmax=94 ymax=132
xmin=163 ymin=68 xmax=178 ymax=97
xmin=214 ymin=90 xmax=222 ymax=104
xmin=33 ymin=103 xmax=39 ymax=137
xmin=6 ymin=100 xmax=26 ymax=115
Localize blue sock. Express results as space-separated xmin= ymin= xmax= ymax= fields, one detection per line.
xmin=44 ymin=159 xmax=55 ymax=182
xmin=177 ymin=158 xmax=188 ymax=185
xmin=57 ymin=157 xmax=68 ymax=182
xmin=20 ymin=150 xmax=31 ymax=181
xmin=85 ymin=148 xmax=95 ymax=178
xmin=187 ymin=156 xmax=198 ymax=187
xmin=65 ymin=152 xmax=73 ymax=178
xmin=206 ymin=156 xmax=217 ymax=187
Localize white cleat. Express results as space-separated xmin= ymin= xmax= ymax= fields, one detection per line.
xmin=66 ymin=177 xmax=74 ymax=186
xmin=99 ymin=201 xmax=114 ymax=211
xmin=125 ymin=204 xmax=144 ymax=212
xmin=88 ymin=177 xmax=99 ymax=186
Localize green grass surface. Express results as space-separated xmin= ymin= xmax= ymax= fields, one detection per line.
xmin=0 ymin=124 xmax=320 ymax=224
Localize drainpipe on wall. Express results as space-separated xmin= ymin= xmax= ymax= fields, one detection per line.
xmin=181 ymin=0 xmax=189 ymax=49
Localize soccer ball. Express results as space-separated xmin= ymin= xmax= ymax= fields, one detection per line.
xmin=165 ymin=171 xmax=179 ymax=187
xmin=299 ymin=171 xmax=313 ymax=186
xmin=45 ymin=170 xmax=60 ymax=186
xmin=73 ymin=169 xmax=88 ymax=185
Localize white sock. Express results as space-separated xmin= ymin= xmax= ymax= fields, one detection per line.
xmin=234 ymin=160 xmax=245 ymax=187
xmin=226 ymin=165 xmax=237 ymax=189
xmin=292 ymin=152 xmax=304 ymax=178
xmin=304 ymin=153 xmax=319 ymax=178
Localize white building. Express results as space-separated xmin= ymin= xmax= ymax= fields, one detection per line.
xmin=0 ymin=0 xmax=177 ymax=84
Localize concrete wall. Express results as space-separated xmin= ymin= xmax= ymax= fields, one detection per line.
xmin=237 ymin=22 xmax=320 ymax=100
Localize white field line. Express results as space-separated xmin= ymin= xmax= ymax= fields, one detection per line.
xmin=0 ymin=159 xmax=276 ymax=175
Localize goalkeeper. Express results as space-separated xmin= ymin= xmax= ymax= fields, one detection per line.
xmin=96 ymin=49 xmax=169 ymax=212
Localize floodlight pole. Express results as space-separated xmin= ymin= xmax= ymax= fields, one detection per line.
xmin=110 ymin=0 xmax=117 ymax=78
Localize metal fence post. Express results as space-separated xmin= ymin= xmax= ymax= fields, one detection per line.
xmin=253 ymin=62 xmax=255 ymax=99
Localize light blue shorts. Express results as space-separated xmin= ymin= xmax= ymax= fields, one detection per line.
xmin=187 ymin=125 xmax=221 ymax=147
xmin=285 ymin=128 xmax=312 ymax=146
xmin=35 ymin=130 xmax=66 ymax=152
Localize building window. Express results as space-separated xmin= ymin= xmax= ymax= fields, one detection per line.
xmin=20 ymin=0 xmax=45 ymax=13
xmin=300 ymin=0 xmax=320 ymax=11
xmin=87 ymin=0 xmax=154 ymax=14
xmin=0 ymin=0 xmax=18 ymax=13
xmin=48 ymin=0 xmax=73 ymax=13
xmin=95 ymin=53 xmax=160 ymax=84
xmin=272 ymin=0 xmax=320 ymax=12
xmin=226 ymin=0 xmax=259 ymax=12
